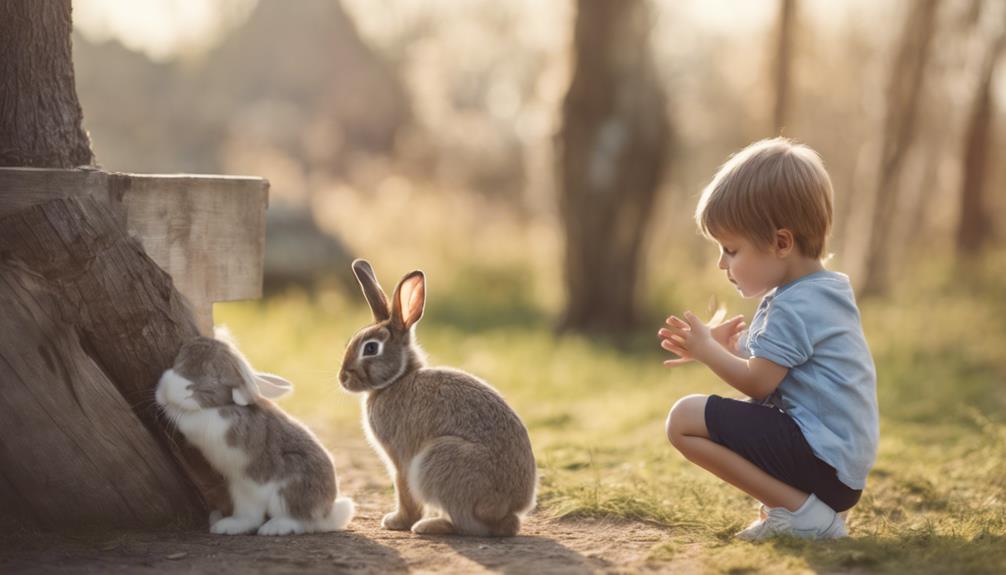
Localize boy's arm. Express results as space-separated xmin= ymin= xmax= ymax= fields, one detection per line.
xmin=692 ymin=340 xmax=787 ymax=401
xmin=660 ymin=311 xmax=787 ymax=401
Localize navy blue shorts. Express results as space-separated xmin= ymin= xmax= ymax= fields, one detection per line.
xmin=704 ymin=394 xmax=862 ymax=512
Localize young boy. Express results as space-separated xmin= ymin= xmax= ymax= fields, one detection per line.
xmin=659 ymin=138 xmax=879 ymax=540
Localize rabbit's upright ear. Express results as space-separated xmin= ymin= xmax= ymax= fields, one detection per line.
xmin=255 ymin=373 xmax=294 ymax=399
xmin=391 ymin=270 xmax=426 ymax=331
xmin=352 ymin=259 xmax=391 ymax=322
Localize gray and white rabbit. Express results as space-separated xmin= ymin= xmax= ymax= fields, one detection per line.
xmin=156 ymin=331 xmax=354 ymax=536
xmin=339 ymin=259 xmax=537 ymax=537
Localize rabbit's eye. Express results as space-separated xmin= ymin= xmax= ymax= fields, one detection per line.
xmin=362 ymin=341 xmax=380 ymax=356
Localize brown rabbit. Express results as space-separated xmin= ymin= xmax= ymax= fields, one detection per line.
xmin=339 ymin=259 xmax=536 ymax=537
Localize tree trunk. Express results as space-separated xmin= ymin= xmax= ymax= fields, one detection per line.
xmin=558 ymin=0 xmax=670 ymax=335
xmin=0 ymin=0 xmax=223 ymax=530
xmin=773 ymin=0 xmax=797 ymax=134
xmin=859 ymin=0 xmax=940 ymax=297
xmin=957 ymin=20 xmax=1005 ymax=256
xmin=0 ymin=189 xmax=214 ymax=530
xmin=0 ymin=1 xmax=93 ymax=167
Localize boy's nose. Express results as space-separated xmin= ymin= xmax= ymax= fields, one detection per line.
xmin=717 ymin=255 xmax=728 ymax=269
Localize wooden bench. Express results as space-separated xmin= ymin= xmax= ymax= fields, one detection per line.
xmin=0 ymin=168 xmax=268 ymax=333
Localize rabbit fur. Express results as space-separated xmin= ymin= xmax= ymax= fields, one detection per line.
xmin=339 ymin=259 xmax=536 ymax=537
xmin=157 ymin=331 xmax=354 ymax=536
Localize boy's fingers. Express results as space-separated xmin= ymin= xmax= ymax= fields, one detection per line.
xmin=683 ymin=310 xmax=700 ymax=328
xmin=714 ymin=314 xmax=744 ymax=329
xmin=665 ymin=316 xmax=690 ymax=329
xmin=660 ymin=339 xmax=681 ymax=352
xmin=658 ymin=327 xmax=688 ymax=339
xmin=663 ymin=358 xmax=692 ymax=367
xmin=661 ymin=341 xmax=688 ymax=356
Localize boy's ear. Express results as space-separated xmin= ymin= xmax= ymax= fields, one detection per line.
xmin=775 ymin=229 xmax=795 ymax=257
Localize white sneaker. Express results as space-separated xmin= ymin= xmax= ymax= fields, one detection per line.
xmin=735 ymin=495 xmax=847 ymax=541
xmin=736 ymin=503 xmax=770 ymax=535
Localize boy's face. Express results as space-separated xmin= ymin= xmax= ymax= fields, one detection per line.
xmin=713 ymin=232 xmax=788 ymax=299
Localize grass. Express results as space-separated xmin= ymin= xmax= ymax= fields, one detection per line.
xmin=216 ymin=251 xmax=1006 ymax=574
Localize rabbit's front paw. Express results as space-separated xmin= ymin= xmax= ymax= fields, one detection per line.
xmin=381 ymin=511 xmax=418 ymax=531
xmin=210 ymin=516 xmax=260 ymax=535
xmin=412 ymin=517 xmax=456 ymax=535
xmin=257 ymin=517 xmax=305 ymax=536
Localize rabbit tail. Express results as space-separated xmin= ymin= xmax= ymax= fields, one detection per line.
xmin=316 ymin=496 xmax=355 ymax=532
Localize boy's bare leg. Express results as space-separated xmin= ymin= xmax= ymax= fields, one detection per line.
xmin=666 ymin=395 xmax=809 ymax=512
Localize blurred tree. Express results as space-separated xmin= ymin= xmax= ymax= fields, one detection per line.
xmin=0 ymin=0 xmax=213 ymax=530
xmin=558 ymin=0 xmax=670 ymax=335
xmin=957 ymin=4 xmax=1005 ymax=256
xmin=73 ymin=0 xmax=403 ymax=291
xmin=773 ymin=0 xmax=797 ymax=134
xmin=0 ymin=1 xmax=92 ymax=167
xmin=860 ymin=0 xmax=940 ymax=297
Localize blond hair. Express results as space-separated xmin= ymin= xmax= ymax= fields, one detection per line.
xmin=695 ymin=138 xmax=834 ymax=259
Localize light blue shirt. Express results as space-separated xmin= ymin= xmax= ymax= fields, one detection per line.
xmin=739 ymin=270 xmax=879 ymax=490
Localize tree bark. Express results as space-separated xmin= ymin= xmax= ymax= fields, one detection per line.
xmin=558 ymin=0 xmax=670 ymax=335
xmin=0 ymin=0 xmax=225 ymax=529
xmin=0 ymin=192 xmax=214 ymax=530
xmin=859 ymin=0 xmax=940 ymax=297
xmin=957 ymin=18 xmax=1005 ymax=256
xmin=0 ymin=1 xmax=93 ymax=167
xmin=773 ymin=0 xmax=797 ymax=134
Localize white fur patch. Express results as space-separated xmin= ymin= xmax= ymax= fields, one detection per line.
xmin=156 ymin=369 xmax=201 ymax=412
xmin=258 ymin=516 xmax=304 ymax=536
xmin=167 ymin=382 xmax=352 ymax=535
xmin=407 ymin=448 xmax=431 ymax=506
xmin=173 ymin=408 xmax=250 ymax=480
xmin=325 ymin=497 xmax=355 ymax=531
xmin=166 ymin=406 xmax=282 ymax=535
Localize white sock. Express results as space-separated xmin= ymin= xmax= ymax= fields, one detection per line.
xmin=786 ymin=494 xmax=835 ymax=529
xmin=790 ymin=495 xmax=816 ymax=515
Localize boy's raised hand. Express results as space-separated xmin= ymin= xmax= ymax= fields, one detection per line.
xmin=659 ymin=311 xmax=746 ymax=367
xmin=659 ymin=314 xmax=695 ymax=367
xmin=659 ymin=311 xmax=711 ymax=367
xmin=711 ymin=314 xmax=746 ymax=353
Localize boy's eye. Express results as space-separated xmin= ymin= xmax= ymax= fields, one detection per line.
xmin=362 ymin=341 xmax=380 ymax=356
xmin=722 ymin=247 xmax=737 ymax=256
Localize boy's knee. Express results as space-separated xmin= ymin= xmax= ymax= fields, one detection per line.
xmin=665 ymin=394 xmax=707 ymax=447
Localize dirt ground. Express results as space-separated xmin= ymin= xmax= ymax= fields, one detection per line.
xmin=0 ymin=441 xmax=686 ymax=574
